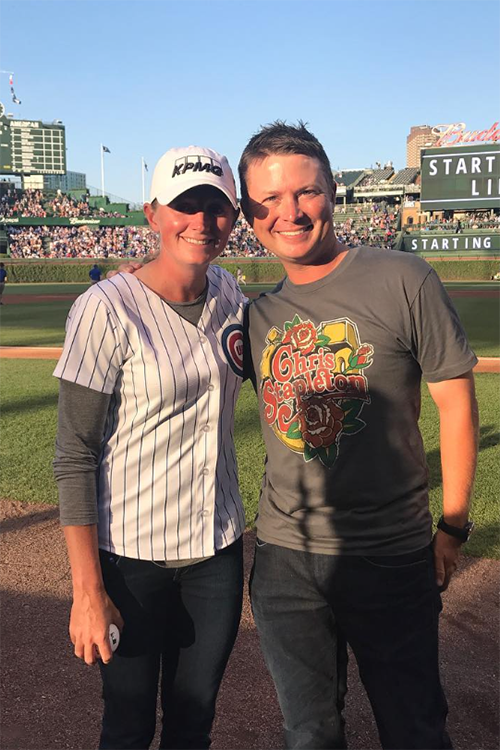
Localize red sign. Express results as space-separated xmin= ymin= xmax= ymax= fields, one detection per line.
xmin=434 ymin=122 xmax=500 ymax=147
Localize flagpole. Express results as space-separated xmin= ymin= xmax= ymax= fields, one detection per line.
xmin=100 ymin=144 xmax=105 ymax=197
xmin=141 ymin=157 xmax=145 ymax=204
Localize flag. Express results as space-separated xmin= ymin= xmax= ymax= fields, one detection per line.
xmin=9 ymin=75 xmax=21 ymax=104
xmin=144 ymin=162 xmax=148 ymax=171
xmin=102 ymin=145 xmax=111 ymax=153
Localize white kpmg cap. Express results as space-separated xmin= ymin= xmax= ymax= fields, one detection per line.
xmin=148 ymin=146 xmax=238 ymax=210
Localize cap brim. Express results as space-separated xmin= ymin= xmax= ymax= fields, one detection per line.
xmin=153 ymin=177 xmax=238 ymax=210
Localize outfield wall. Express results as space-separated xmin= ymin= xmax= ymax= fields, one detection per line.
xmin=3 ymin=258 xmax=500 ymax=283
xmin=0 ymin=214 xmax=147 ymax=227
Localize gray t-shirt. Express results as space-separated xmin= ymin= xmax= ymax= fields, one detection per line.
xmin=246 ymin=246 xmax=477 ymax=555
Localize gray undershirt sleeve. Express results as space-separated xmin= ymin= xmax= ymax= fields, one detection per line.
xmin=53 ymin=283 xmax=212 ymax=549
xmin=53 ymin=379 xmax=111 ymax=526
xmin=53 ymin=292 xmax=206 ymax=529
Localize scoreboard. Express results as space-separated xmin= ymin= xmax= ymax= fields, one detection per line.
xmin=0 ymin=115 xmax=66 ymax=175
xmin=420 ymin=143 xmax=500 ymax=211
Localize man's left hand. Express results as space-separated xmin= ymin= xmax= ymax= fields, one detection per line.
xmin=106 ymin=262 xmax=142 ymax=280
xmin=433 ymin=530 xmax=462 ymax=591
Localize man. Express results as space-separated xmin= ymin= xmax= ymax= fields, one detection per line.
xmin=239 ymin=122 xmax=478 ymax=749
xmin=0 ymin=262 xmax=7 ymax=304
xmin=88 ymin=263 xmax=101 ymax=284
xmin=236 ymin=266 xmax=247 ymax=285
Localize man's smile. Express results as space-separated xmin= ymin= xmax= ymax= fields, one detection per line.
xmin=275 ymin=225 xmax=313 ymax=238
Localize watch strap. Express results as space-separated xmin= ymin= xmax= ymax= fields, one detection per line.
xmin=437 ymin=515 xmax=474 ymax=543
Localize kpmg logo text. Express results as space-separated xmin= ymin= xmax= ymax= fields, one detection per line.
xmin=172 ymin=155 xmax=223 ymax=178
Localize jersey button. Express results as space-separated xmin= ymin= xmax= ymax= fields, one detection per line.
xmin=200 ymin=509 xmax=210 ymax=517
xmin=201 ymin=468 xmax=210 ymax=476
xmin=207 ymin=384 xmax=215 ymax=392
xmin=199 ymin=336 xmax=207 ymax=344
xmin=202 ymin=425 xmax=210 ymax=433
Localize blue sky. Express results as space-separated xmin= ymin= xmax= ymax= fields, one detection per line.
xmin=1 ymin=0 xmax=499 ymax=203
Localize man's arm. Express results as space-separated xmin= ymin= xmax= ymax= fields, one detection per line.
xmin=427 ymin=371 xmax=479 ymax=591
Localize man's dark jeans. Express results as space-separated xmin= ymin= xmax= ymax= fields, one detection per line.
xmin=98 ymin=537 xmax=243 ymax=750
xmin=250 ymin=539 xmax=452 ymax=750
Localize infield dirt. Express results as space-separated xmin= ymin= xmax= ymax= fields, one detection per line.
xmin=1 ymin=499 xmax=499 ymax=750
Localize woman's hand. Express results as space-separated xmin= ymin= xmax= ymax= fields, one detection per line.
xmin=62 ymin=525 xmax=124 ymax=665
xmin=69 ymin=589 xmax=124 ymax=665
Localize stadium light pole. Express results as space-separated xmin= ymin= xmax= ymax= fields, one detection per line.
xmin=100 ymin=144 xmax=105 ymax=197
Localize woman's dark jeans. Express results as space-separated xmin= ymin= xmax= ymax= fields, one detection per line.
xmin=98 ymin=537 xmax=243 ymax=750
xmin=250 ymin=539 xmax=452 ymax=750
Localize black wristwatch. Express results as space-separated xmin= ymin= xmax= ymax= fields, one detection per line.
xmin=437 ymin=515 xmax=475 ymax=543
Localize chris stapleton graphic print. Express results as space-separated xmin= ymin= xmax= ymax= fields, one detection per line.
xmin=260 ymin=314 xmax=374 ymax=468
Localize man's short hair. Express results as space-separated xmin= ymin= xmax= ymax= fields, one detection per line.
xmin=238 ymin=120 xmax=335 ymax=206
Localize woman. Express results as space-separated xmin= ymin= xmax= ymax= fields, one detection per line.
xmin=53 ymin=146 xmax=246 ymax=749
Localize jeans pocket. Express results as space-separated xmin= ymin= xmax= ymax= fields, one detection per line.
xmin=361 ymin=547 xmax=430 ymax=569
xmin=110 ymin=553 xmax=124 ymax=568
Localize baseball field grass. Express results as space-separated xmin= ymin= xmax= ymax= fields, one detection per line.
xmin=1 ymin=282 xmax=499 ymax=354
xmin=0 ymin=360 xmax=498 ymax=558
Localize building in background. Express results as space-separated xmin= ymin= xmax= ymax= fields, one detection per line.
xmin=406 ymin=126 xmax=440 ymax=168
xmin=43 ymin=171 xmax=87 ymax=191
xmin=23 ymin=170 xmax=87 ymax=192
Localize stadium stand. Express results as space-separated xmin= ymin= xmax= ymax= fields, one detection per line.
xmin=0 ymin=188 xmax=127 ymax=219
xmin=6 ymin=225 xmax=158 ymax=259
xmin=357 ymin=168 xmax=395 ymax=187
xmin=404 ymin=213 xmax=500 ymax=232
xmin=1 ymin=162 xmax=498 ymax=258
xmin=391 ymin=168 xmax=419 ymax=186
xmin=333 ymin=170 xmax=365 ymax=187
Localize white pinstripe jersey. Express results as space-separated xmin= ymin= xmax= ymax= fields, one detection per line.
xmin=53 ymin=266 xmax=247 ymax=561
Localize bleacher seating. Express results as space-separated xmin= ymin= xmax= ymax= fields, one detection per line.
xmin=333 ymin=170 xmax=365 ymax=187
xmin=0 ymin=189 xmax=129 ymax=219
xmin=391 ymin=168 xmax=419 ymax=186
xmin=357 ymin=169 xmax=395 ymax=187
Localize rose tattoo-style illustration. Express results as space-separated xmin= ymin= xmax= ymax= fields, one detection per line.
xmin=260 ymin=315 xmax=374 ymax=467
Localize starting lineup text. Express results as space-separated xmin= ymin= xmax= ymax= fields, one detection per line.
xmin=404 ymin=234 xmax=500 ymax=253
xmin=420 ymin=144 xmax=500 ymax=210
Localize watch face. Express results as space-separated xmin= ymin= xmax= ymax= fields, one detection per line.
xmin=465 ymin=521 xmax=475 ymax=539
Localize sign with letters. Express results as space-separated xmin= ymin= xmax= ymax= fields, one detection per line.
xmin=420 ymin=144 xmax=500 ymax=210
xmin=0 ymin=116 xmax=66 ymax=175
xmin=403 ymin=233 xmax=500 ymax=253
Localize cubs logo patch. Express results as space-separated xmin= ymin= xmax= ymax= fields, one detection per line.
xmin=222 ymin=324 xmax=244 ymax=377
xmin=260 ymin=314 xmax=374 ymax=468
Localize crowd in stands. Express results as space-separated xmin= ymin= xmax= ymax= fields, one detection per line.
xmin=5 ymin=202 xmax=402 ymax=257
xmin=334 ymin=202 xmax=400 ymax=249
xmin=6 ymin=219 xmax=265 ymax=259
xmin=4 ymin=186 xmax=498 ymax=258
xmin=7 ymin=225 xmax=158 ymax=259
xmin=7 ymin=227 xmax=45 ymax=258
xmin=404 ymin=211 xmax=500 ymax=233
xmin=0 ymin=189 xmax=48 ymax=218
xmin=220 ymin=216 xmax=267 ymax=257
xmin=0 ymin=189 xmax=125 ymax=219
